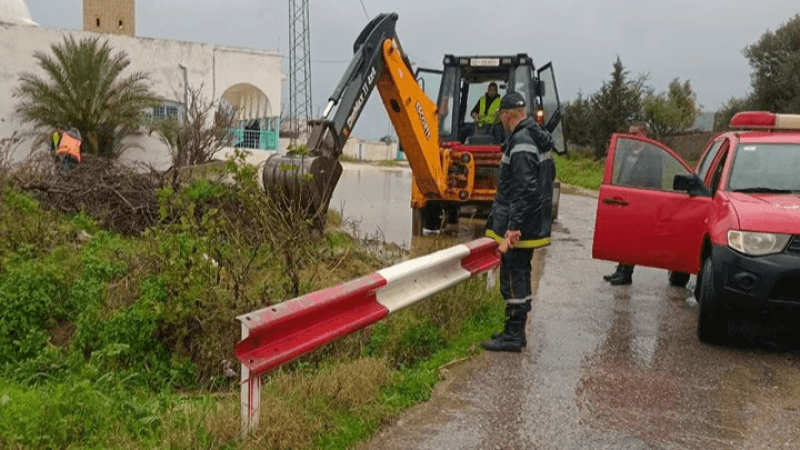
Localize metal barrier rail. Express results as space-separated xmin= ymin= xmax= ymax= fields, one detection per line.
xmin=235 ymin=237 xmax=500 ymax=435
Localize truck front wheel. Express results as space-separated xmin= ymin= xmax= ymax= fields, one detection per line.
xmin=696 ymin=257 xmax=729 ymax=345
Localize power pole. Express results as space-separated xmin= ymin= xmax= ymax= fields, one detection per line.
xmin=288 ymin=0 xmax=312 ymax=145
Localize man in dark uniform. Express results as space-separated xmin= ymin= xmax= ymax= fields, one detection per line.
xmin=483 ymin=91 xmax=556 ymax=352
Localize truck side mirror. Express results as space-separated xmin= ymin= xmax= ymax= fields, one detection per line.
xmin=534 ymin=80 xmax=545 ymax=97
xmin=673 ymin=173 xmax=708 ymax=196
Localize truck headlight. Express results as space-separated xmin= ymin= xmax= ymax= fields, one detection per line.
xmin=728 ymin=230 xmax=791 ymax=256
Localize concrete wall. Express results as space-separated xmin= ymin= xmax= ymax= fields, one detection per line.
xmin=209 ymin=135 xmax=402 ymax=169
xmin=0 ymin=21 xmax=282 ymax=168
xmin=341 ymin=137 xmax=402 ymax=161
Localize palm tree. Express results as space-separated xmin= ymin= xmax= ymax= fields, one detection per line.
xmin=14 ymin=35 xmax=157 ymax=158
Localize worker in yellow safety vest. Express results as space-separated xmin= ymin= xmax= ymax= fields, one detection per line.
xmin=470 ymin=82 xmax=502 ymax=129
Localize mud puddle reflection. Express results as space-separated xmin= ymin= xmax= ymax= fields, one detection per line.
xmin=330 ymin=164 xmax=413 ymax=248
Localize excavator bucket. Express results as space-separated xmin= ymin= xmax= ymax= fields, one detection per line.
xmin=261 ymin=13 xmax=399 ymax=230
xmin=262 ymin=153 xmax=342 ymax=231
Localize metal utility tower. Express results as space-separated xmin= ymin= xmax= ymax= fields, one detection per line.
xmin=288 ymin=0 xmax=312 ymax=143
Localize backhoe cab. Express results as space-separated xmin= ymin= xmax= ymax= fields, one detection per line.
xmin=413 ymin=55 xmax=565 ymax=232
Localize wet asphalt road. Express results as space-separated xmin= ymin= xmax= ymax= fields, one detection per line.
xmin=358 ymin=193 xmax=800 ymax=450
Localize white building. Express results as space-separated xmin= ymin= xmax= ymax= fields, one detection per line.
xmin=0 ymin=0 xmax=283 ymax=169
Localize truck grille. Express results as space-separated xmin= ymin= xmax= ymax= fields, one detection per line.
xmin=788 ymin=236 xmax=800 ymax=256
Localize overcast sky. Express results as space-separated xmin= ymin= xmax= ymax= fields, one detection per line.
xmin=25 ymin=0 xmax=800 ymax=140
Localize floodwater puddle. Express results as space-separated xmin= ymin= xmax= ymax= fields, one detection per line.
xmin=330 ymin=164 xmax=413 ymax=248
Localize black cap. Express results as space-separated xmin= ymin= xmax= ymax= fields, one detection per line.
xmin=498 ymin=91 xmax=526 ymax=111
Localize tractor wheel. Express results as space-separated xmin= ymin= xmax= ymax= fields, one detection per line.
xmin=423 ymin=203 xmax=443 ymax=232
xmin=411 ymin=208 xmax=423 ymax=237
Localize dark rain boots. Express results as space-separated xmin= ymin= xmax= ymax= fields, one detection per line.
xmin=490 ymin=317 xmax=527 ymax=347
xmin=609 ymin=264 xmax=634 ymax=285
xmin=603 ymin=264 xmax=623 ymax=281
xmin=490 ymin=330 xmax=527 ymax=347
xmin=483 ymin=305 xmax=528 ymax=353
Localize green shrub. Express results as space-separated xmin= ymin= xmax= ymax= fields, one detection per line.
xmin=0 ymin=376 xmax=166 ymax=449
xmin=182 ymin=179 xmax=226 ymax=202
xmin=0 ymin=261 xmax=67 ymax=364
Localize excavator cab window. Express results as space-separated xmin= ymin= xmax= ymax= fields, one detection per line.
xmin=416 ymin=68 xmax=443 ymax=108
xmin=427 ymin=65 xmax=457 ymax=140
xmin=513 ymin=64 xmax=532 ymax=106
xmin=459 ymin=79 xmax=507 ymax=144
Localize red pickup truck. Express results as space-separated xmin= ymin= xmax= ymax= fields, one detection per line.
xmin=592 ymin=111 xmax=800 ymax=344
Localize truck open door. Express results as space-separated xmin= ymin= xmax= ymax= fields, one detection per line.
xmin=537 ymin=62 xmax=566 ymax=154
xmin=592 ymin=134 xmax=710 ymax=274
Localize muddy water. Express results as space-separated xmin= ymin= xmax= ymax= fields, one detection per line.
xmin=330 ymin=163 xmax=413 ymax=248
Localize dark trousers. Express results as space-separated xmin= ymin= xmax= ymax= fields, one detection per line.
xmin=500 ymin=248 xmax=534 ymax=313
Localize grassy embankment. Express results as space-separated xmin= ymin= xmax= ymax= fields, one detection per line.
xmin=554 ymin=152 xmax=605 ymax=191
xmin=0 ymin=155 xmax=504 ymax=450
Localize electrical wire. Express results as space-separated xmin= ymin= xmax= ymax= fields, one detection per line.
xmin=358 ymin=0 xmax=370 ymax=20
xmin=406 ymin=53 xmax=433 ymax=68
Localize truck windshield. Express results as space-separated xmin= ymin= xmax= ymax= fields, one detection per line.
xmin=728 ymin=143 xmax=800 ymax=192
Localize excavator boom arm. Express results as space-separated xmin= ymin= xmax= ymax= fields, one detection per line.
xmin=307 ymin=13 xmax=401 ymax=160
xmin=263 ymin=12 xmax=447 ymax=230
xmin=375 ymin=39 xmax=446 ymax=197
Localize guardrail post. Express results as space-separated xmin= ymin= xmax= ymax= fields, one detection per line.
xmin=239 ymin=321 xmax=262 ymax=438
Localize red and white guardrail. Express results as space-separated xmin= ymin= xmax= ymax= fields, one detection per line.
xmin=235 ymin=237 xmax=500 ymax=435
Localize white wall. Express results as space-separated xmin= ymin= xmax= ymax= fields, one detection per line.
xmin=0 ymin=21 xmax=282 ymax=168
xmin=213 ymin=136 xmax=403 ymax=170
xmin=341 ymin=137 xmax=401 ymax=161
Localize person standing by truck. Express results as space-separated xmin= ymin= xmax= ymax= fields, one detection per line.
xmin=483 ymin=91 xmax=555 ymax=353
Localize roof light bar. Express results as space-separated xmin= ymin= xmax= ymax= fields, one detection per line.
xmin=730 ymin=111 xmax=800 ymax=130
xmin=730 ymin=111 xmax=775 ymax=129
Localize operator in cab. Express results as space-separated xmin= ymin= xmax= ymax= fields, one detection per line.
xmin=471 ymin=82 xmax=501 ymax=128
xmin=469 ymin=82 xmax=504 ymax=143
xmin=483 ymin=91 xmax=556 ymax=353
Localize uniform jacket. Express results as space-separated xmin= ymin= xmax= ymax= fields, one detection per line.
xmin=486 ymin=117 xmax=555 ymax=249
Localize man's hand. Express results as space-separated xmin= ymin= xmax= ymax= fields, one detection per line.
xmin=498 ymin=230 xmax=521 ymax=254
xmin=505 ymin=230 xmax=521 ymax=247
